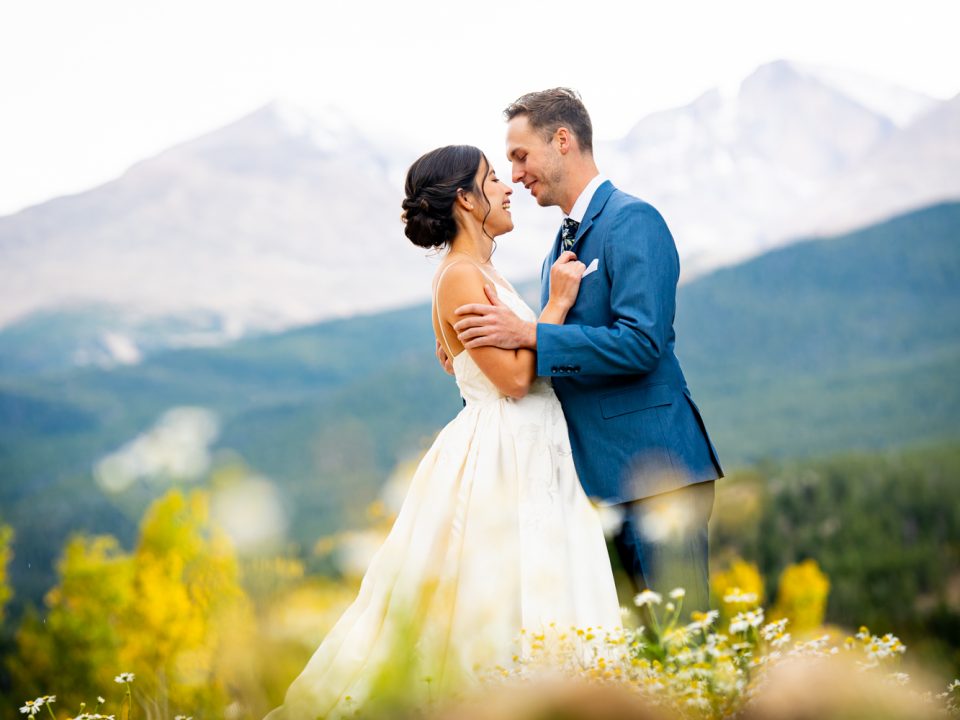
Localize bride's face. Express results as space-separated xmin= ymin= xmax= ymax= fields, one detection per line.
xmin=468 ymin=162 xmax=514 ymax=237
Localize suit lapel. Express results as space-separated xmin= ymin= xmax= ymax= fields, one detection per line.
xmin=571 ymin=180 xmax=615 ymax=248
xmin=542 ymin=180 xmax=616 ymax=303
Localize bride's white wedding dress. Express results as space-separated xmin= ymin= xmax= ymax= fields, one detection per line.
xmin=265 ymin=264 xmax=621 ymax=719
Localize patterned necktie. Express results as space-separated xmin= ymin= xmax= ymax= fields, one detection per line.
xmin=561 ymin=217 xmax=580 ymax=251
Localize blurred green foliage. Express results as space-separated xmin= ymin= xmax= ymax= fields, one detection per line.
xmin=677 ymin=201 xmax=960 ymax=464
xmin=713 ymin=442 xmax=960 ymax=675
xmin=0 ymin=527 xmax=11 ymax=626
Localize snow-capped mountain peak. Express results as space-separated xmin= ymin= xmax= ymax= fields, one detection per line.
xmin=791 ymin=61 xmax=938 ymax=127
xmin=602 ymin=58 xmax=955 ymax=276
xmin=267 ymin=99 xmax=361 ymax=152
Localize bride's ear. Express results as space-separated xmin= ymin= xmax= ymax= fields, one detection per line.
xmin=455 ymin=188 xmax=475 ymax=213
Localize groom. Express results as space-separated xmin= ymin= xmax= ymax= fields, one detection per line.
xmin=450 ymin=88 xmax=723 ymax=614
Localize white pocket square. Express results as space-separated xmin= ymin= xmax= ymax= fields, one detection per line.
xmin=582 ymin=258 xmax=599 ymax=277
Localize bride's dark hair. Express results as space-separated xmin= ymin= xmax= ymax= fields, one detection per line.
xmin=402 ymin=145 xmax=493 ymax=250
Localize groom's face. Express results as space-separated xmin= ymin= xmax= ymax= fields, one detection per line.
xmin=506 ymin=115 xmax=564 ymax=208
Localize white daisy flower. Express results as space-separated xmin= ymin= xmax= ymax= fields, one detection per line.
xmin=760 ymin=618 xmax=789 ymax=641
xmin=114 ymin=672 xmax=135 ymax=683
xmin=730 ymin=608 xmax=764 ymax=634
xmin=20 ymin=699 xmax=42 ymax=715
xmin=633 ymin=590 xmax=663 ymax=607
xmin=771 ymin=632 xmax=792 ymax=648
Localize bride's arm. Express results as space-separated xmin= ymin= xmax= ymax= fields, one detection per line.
xmin=453 ymin=252 xmax=585 ymax=351
xmin=438 ymin=263 xmax=568 ymax=399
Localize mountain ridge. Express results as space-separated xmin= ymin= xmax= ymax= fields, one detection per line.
xmin=2 ymin=60 xmax=955 ymax=370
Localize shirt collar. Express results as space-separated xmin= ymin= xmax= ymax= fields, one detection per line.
xmin=566 ymin=174 xmax=606 ymax=224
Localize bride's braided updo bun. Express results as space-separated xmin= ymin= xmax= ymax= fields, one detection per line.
xmin=402 ymin=145 xmax=488 ymax=250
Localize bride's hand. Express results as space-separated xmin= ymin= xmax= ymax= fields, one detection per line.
xmin=548 ymin=251 xmax=586 ymax=311
xmin=436 ymin=339 xmax=455 ymax=376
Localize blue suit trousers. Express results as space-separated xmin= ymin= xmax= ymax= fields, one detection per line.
xmin=613 ymin=479 xmax=715 ymax=617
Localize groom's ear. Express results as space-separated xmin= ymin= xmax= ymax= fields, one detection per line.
xmin=555 ymin=127 xmax=573 ymax=155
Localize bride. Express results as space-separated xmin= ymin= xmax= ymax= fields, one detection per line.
xmin=264 ymin=145 xmax=621 ymax=719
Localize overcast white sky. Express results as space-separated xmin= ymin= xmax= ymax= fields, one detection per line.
xmin=1 ymin=0 xmax=958 ymax=216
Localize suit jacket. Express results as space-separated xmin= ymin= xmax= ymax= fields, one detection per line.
xmin=537 ymin=180 xmax=723 ymax=504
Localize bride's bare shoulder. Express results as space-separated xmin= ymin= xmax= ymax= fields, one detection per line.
xmin=432 ymin=260 xmax=486 ymax=299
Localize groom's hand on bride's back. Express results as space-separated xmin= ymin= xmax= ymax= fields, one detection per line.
xmin=453 ymin=284 xmax=535 ymax=350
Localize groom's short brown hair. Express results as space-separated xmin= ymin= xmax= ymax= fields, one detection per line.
xmin=504 ymin=88 xmax=594 ymax=154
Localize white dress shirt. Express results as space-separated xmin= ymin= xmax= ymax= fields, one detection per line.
xmin=566 ymin=174 xmax=607 ymax=223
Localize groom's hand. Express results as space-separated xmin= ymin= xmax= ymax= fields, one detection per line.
xmin=454 ymin=284 xmax=536 ymax=350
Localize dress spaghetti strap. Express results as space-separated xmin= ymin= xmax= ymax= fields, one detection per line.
xmin=434 ymin=261 xmax=464 ymax=360
xmin=434 ymin=260 xmax=516 ymax=361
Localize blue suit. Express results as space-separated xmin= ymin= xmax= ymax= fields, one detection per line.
xmin=537 ymin=180 xmax=722 ymax=608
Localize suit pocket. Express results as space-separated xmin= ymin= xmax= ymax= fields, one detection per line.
xmin=600 ymin=383 xmax=673 ymax=419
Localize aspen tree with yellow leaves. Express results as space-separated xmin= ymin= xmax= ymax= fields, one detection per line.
xmin=11 ymin=535 xmax=133 ymax=705
xmin=10 ymin=489 xmax=261 ymax=719
xmin=771 ymin=558 xmax=831 ymax=633
xmin=119 ymin=489 xmax=256 ymax=717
